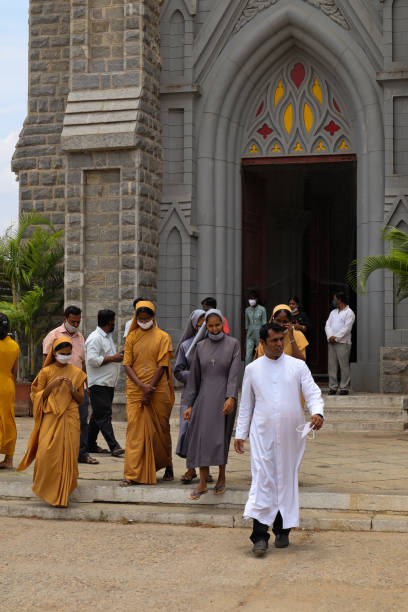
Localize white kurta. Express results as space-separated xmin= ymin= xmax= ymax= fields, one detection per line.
xmin=235 ymin=353 xmax=324 ymax=529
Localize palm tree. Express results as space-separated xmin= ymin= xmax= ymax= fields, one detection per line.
xmin=0 ymin=213 xmax=54 ymax=305
xmin=0 ymin=214 xmax=64 ymax=379
xmin=0 ymin=286 xmax=44 ymax=379
xmin=349 ymin=226 xmax=408 ymax=301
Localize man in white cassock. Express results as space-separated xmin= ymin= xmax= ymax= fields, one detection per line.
xmin=234 ymin=322 xmax=324 ymax=556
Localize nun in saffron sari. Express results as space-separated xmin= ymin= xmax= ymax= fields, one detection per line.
xmin=17 ymin=337 xmax=86 ymax=507
xmin=121 ymin=301 xmax=175 ymax=486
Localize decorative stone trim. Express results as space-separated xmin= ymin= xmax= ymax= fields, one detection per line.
xmin=61 ymin=87 xmax=142 ymax=151
xmin=233 ymin=0 xmax=350 ymax=34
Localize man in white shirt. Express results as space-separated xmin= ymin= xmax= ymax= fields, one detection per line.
xmin=324 ymin=292 xmax=356 ymax=396
xmin=86 ymin=309 xmax=125 ymax=456
xmin=234 ymin=322 xmax=324 ymax=556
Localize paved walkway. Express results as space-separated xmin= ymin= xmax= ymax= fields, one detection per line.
xmin=4 ymin=415 xmax=408 ymax=496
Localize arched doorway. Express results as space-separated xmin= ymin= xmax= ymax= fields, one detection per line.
xmin=240 ymin=56 xmax=357 ymax=376
xmin=195 ymin=3 xmax=384 ymax=389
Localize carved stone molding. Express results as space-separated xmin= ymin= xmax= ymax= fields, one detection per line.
xmin=233 ymin=0 xmax=350 ymax=34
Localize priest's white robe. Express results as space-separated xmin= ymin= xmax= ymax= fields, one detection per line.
xmin=235 ymin=353 xmax=324 ymax=529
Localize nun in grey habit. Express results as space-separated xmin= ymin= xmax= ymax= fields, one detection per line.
xmin=183 ymin=309 xmax=241 ymax=500
xmin=174 ymin=309 xmax=209 ymax=483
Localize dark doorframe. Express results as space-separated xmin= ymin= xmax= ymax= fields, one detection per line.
xmin=241 ymin=155 xmax=357 ymax=376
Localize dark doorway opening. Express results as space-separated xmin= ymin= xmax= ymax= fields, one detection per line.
xmin=242 ymin=155 xmax=357 ymax=378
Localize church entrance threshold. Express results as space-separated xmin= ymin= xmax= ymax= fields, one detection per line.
xmin=242 ymin=155 xmax=357 ymax=377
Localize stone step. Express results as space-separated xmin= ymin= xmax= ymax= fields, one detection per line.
xmin=0 ymin=499 xmax=407 ymax=532
xmin=322 ymin=410 xmax=407 ymax=420
xmin=322 ymin=420 xmax=407 ymax=432
xmin=3 ymin=478 xmax=408 ymax=513
xmin=321 ymin=395 xmax=408 ymax=408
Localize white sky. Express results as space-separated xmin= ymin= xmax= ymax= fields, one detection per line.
xmin=0 ymin=3 xmax=29 ymax=234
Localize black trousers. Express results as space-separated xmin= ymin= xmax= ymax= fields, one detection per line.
xmin=88 ymin=385 xmax=120 ymax=452
xmin=250 ymin=512 xmax=291 ymax=543
xmin=78 ymin=389 xmax=90 ymax=461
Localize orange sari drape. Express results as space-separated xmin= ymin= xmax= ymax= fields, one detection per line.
xmin=0 ymin=337 xmax=19 ymax=456
xmin=123 ymin=325 xmax=174 ymax=484
xmin=17 ymin=361 xmax=86 ymax=507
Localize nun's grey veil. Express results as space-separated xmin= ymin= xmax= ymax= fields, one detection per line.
xmin=175 ymin=309 xmax=205 ymax=358
xmin=185 ymin=308 xmax=224 ymax=360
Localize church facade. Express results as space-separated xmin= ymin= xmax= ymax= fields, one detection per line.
xmin=12 ymin=1 xmax=408 ymax=390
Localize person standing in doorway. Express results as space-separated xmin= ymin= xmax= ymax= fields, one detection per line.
xmin=201 ymin=297 xmax=230 ymax=334
xmin=325 ymin=292 xmax=355 ymax=395
xmin=234 ymin=322 xmax=324 ymax=556
xmin=245 ymin=292 xmax=267 ymax=366
xmin=288 ymin=296 xmax=312 ymax=339
xmin=43 ymin=305 xmax=98 ymax=465
xmin=86 ymin=309 xmax=125 ymax=456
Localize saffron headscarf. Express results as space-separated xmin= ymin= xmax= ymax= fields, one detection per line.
xmin=175 ymin=309 xmax=206 ymax=358
xmin=127 ymin=300 xmax=156 ymax=335
xmin=185 ymin=308 xmax=224 ymax=360
xmin=269 ymin=304 xmax=292 ymax=322
xmin=43 ymin=337 xmax=73 ymax=367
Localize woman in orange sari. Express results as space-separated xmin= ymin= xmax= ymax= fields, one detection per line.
xmin=120 ymin=301 xmax=174 ymax=486
xmin=0 ymin=314 xmax=19 ymax=469
xmin=255 ymin=304 xmax=308 ymax=360
xmin=17 ymin=337 xmax=86 ymax=507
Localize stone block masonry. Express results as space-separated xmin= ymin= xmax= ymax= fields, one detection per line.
xmin=13 ymin=1 xmax=163 ymax=341
xmin=11 ymin=0 xmax=71 ymax=229
xmin=380 ymin=347 xmax=408 ymax=393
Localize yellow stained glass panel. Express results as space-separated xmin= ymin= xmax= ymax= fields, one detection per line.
xmin=312 ymin=79 xmax=323 ymax=104
xmin=249 ymin=144 xmax=259 ymax=154
xmin=283 ymin=104 xmax=293 ymax=134
xmin=274 ymin=80 xmax=285 ymax=106
xmin=304 ymin=103 xmax=313 ymax=133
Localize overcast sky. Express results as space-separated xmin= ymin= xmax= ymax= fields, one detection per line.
xmin=0 ymin=3 xmax=29 ymax=234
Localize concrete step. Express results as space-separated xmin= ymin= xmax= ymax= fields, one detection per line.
xmin=322 ymin=395 xmax=408 ymax=408
xmin=322 ymin=410 xmax=407 ymax=421
xmin=3 ymin=478 xmax=408 ymax=513
xmin=322 ymin=420 xmax=407 ymax=432
xmin=0 ymin=499 xmax=407 ymax=532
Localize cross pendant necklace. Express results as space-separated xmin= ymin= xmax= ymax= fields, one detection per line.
xmin=211 ymin=359 xmax=216 ymax=367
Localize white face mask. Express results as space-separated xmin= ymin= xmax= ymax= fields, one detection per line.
xmin=290 ymin=307 xmax=298 ymax=313
xmin=55 ymin=354 xmax=72 ymax=364
xmin=138 ymin=319 xmax=154 ymax=330
xmin=65 ymin=321 xmax=78 ymax=334
xmin=296 ymin=423 xmax=315 ymax=440
xmin=248 ymin=299 xmax=257 ymax=307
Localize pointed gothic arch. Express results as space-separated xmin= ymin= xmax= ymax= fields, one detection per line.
xmin=195 ymin=1 xmax=384 ymax=389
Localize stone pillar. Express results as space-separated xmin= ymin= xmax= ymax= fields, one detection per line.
xmin=61 ymin=0 xmax=162 ymax=338
xmin=11 ymin=0 xmax=71 ymax=229
xmin=14 ymin=0 xmax=163 ymax=342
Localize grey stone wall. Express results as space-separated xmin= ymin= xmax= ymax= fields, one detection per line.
xmin=14 ymin=0 xmax=163 ymax=342
xmin=382 ymin=0 xmax=408 ymax=344
xmin=380 ymin=347 xmax=408 ymax=393
xmin=11 ymin=0 xmax=70 ymax=228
